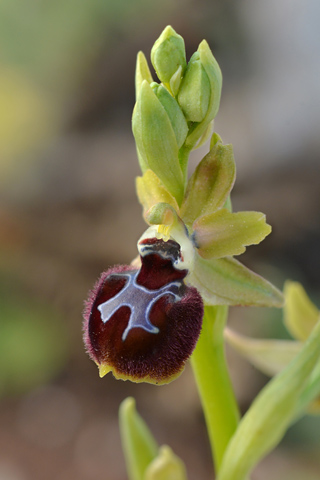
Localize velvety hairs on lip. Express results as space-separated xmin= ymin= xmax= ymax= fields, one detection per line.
xmin=83 ymin=238 xmax=204 ymax=385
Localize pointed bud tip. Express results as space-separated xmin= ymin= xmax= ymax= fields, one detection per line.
xmin=119 ymin=396 xmax=136 ymax=418
xmin=160 ymin=25 xmax=177 ymax=39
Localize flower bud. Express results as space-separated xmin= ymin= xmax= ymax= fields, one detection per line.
xmin=181 ymin=40 xmax=222 ymax=149
xmin=151 ymin=26 xmax=187 ymax=84
xmin=83 ymin=237 xmax=203 ymax=385
xmin=178 ymin=52 xmax=210 ymax=122
xmin=151 ymin=83 xmax=188 ymax=148
xmin=145 ymin=446 xmax=187 ymax=480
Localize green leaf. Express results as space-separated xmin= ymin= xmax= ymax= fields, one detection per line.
xmin=217 ymin=319 xmax=320 ymax=480
xmin=144 ymin=446 xmax=188 ymax=480
xmin=225 ymin=327 xmax=320 ymax=416
xmin=193 ymin=209 xmax=271 ymax=259
xmin=187 ymin=254 xmax=283 ymax=307
xmin=297 ymin=358 xmax=320 ymax=415
xmin=224 ymin=328 xmax=302 ymax=377
xmin=135 ymin=51 xmax=154 ymax=100
xmin=180 ymin=142 xmax=236 ymax=227
xmin=132 ymin=80 xmax=184 ymax=204
xmin=136 ymin=170 xmax=179 ymax=219
xmin=284 ymin=281 xmax=319 ymax=341
xmin=119 ymin=397 xmax=158 ymax=480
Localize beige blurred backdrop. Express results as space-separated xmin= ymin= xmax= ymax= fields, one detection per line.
xmin=0 ymin=1 xmax=320 ymax=479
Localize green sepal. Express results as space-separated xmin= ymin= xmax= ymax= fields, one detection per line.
xmin=217 ymin=320 xmax=320 ymax=480
xmin=184 ymin=40 xmax=222 ymax=149
xmin=210 ymin=131 xmax=223 ymax=148
xmin=151 ymin=26 xmax=187 ymax=84
xmin=284 ymin=281 xmax=319 ymax=341
xmin=193 ymin=209 xmax=271 ymax=259
xmin=169 ymin=65 xmax=183 ymax=97
xmin=132 ymin=80 xmax=184 ymax=204
xmin=178 ymin=51 xmax=211 ymax=122
xmin=119 ymin=397 xmax=158 ymax=480
xmin=180 ymin=142 xmax=236 ymax=226
xmin=135 ymin=51 xmax=154 ymax=100
xmin=136 ymin=170 xmax=179 ymax=220
xmin=187 ymin=254 xmax=284 ymax=307
xmin=225 ymin=328 xmax=302 ymax=377
xmin=151 ymin=83 xmax=188 ymax=148
xmin=144 ymin=446 xmax=188 ymax=480
xmin=191 ymin=120 xmax=213 ymax=151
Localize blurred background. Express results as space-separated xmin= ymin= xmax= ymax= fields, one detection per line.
xmin=1 ymin=0 xmax=320 ymax=479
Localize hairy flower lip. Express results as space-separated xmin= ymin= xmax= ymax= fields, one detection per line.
xmin=83 ymin=238 xmax=204 ymax=385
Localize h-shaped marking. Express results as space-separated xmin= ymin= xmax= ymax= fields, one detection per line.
xmin=98 ymin=272 xmax=182 ymax=341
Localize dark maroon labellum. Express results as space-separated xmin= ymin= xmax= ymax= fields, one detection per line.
xmin=83 ymin=238 xmax=203 ymax=384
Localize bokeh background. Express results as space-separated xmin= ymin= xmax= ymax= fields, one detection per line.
xmin=1 ymin=1 xmax=320 ymax=479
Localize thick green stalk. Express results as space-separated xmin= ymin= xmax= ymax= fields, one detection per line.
xmin=191 ymin=305 xmax=240 ymax=473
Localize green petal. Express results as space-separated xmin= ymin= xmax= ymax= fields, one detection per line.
xmin=217 ymin=319 xmax=320 ymax=480
xmin=180 ymin=142 xmax=236 ymax=227
xmin=132 ymin=80 xmax=184 ymax=204
xmin=136 ymin=170 xmax=179 ymax=219
xmin=224 ymin=328 xmax=302 ymax=377
xmin=193 ymin=209 xmax=271 ymax=259
xmin=284 ymin=281 xmax=319 ymax=341
xmin=119 ymin=397 xmax=158 ymax=480
xmin=144 ymin=446 xmax=187 ymax=480
xmin=135 ymin=51 xmax=154 ymax=100
xmin=187 ymin=254 xmax=284 ymax=307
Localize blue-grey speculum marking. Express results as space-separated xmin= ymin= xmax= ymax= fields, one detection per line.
xmin=98 ymin=272 xmax=182 ymax=341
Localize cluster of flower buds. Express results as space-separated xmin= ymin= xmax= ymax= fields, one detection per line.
xmin=132 ymin=25 xmax=222 ymax=204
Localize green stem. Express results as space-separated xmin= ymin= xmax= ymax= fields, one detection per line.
xmin=191 ymin=305 xmax=240 ymax=473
